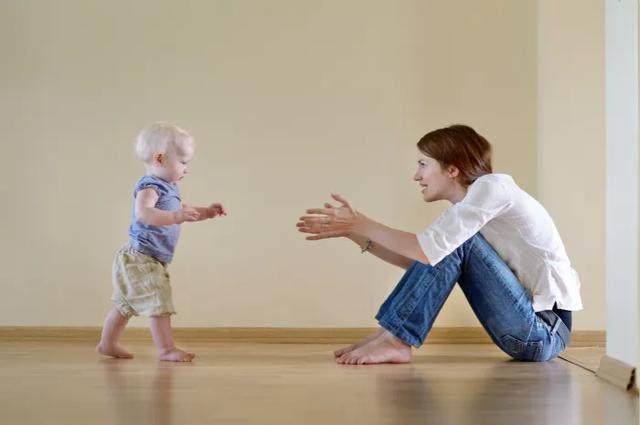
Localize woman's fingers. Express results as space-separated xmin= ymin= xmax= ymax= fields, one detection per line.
xmin=306 ymin=195 xmax=351 ymax=215
xmin=331 ymin=193 xmax=356 ymax=215
xmin=297 ymin=218 xmax=349 ymax=234
xmin=305 ymin=208 xmax=333 ymax=215
xmin=296 ymin=221 xmax=347 ymax=229
xmin=298 ymin=215 xmax=330 ymax=222
xmin=296 ymin=222 xmax=318 ymax=231
xmin=298 ymin=227 xmax=332 ymax=235
xmin=330 ymin=193 xmax=349 ymax=206
xmin=298 ymin=215 xmax=352 ymax=225
xmin=305 ymin=230 xmax=348 ymax=240
xmin=298 ymin=195 xmax=354 ymax=239
xmin=296 ymin=220 xmax=346 ymax=230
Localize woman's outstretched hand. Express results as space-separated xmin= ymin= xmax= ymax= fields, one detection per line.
xmin=297 ymin=194 xmax=358 ymax=240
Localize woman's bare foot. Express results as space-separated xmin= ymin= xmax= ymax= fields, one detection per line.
xmin=333 ymin=328 xmax=385 ymax=357
xmin=96 ymin=342 xmax=134 ymax=359
xmin=336 ymin=330 xmax=412 ymax=365
xmin=158 ymin=348 xmax=195 ymax=362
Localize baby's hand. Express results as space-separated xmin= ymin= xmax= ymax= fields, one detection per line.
xmin=207 ymin=203 xmax=227 ymax=218
xmin=174 ymin=205 xmax=201 ymax=223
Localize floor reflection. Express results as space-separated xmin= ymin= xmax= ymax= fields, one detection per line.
xmin=375 ymin=359 xmax=589 ymax=425
xmin=102 ymin=360 xmax=176 ymax=425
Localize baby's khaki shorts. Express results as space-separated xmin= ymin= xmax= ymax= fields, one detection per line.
xmin=111 ymin=246 xmax=176 ymax=318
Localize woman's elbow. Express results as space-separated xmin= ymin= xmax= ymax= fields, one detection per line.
xmin=399 ymin=257 xmax=416 ymax=270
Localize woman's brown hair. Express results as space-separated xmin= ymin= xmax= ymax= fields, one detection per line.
xmin=417 ymin=124 xmax=493 ymax=186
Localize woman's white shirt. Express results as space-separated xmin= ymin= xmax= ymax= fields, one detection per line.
xmin=416 ymin=173 xmax=583 ymax=312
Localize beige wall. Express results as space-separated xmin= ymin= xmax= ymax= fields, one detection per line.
xmin=0 ymin=0 xmax=601 ymax=330
xmin=537 ymin=0 xmax=605 ymax=330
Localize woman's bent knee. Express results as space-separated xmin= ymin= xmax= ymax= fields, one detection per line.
xmin=499 ymin=334 xmax=545 ymax=362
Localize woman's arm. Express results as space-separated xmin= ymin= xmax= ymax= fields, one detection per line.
xmin=348 ymin=233 xmax=415 ymax=270
xmin=297 ymin=194 xmax=430 ymax=266
xmin=351 ymin=213 xmax=429 ymax=264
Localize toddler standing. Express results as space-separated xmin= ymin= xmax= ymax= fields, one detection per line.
xmin=96 ymin=122 xmax=226 ymax=362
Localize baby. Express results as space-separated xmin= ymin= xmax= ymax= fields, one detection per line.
xmin=96 ymin=122 xmax=226 ymax=362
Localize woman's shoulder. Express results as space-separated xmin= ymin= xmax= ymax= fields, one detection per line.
xmin=469 ymin=173 xmax=516 ymax=194
xmin=473 ymin=173 xmax=514 ymax=185
xmin=463 ymin=173 xmax=516 ymax=208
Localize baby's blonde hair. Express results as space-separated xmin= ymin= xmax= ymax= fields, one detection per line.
xmin=135 ymin=122 xmax=192 ymax=163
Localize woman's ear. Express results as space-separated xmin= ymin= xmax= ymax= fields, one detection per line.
xmin=447 ymin=165 xmax=460 ymax=179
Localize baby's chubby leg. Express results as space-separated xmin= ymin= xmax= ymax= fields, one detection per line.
xmin=96 ymin=307 xmax=134 ymax=359
xmin=150 ymin=315 xmax=195 ymax=362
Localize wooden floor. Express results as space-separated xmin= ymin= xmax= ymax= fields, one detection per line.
xmin=1 ymin=341 xmax=637 ymax=425
xmin=560 ymin=346 xmax=606 ymax=373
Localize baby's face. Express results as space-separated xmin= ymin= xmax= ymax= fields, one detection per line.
xmin=156 ymin=138 xmax=194 ymax=183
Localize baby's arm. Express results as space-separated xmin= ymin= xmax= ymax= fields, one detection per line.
xmin=135 ymin=188 xmax=200 ymax=225
xmin=187 ymin=203 xmax=227 ymax=220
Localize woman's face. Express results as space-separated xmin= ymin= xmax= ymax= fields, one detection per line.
xmin=413 ymin=151 xmax=459 ymax=202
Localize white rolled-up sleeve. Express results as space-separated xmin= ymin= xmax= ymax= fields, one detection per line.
xmin=416 ymin=177 xmax=511 ymax=265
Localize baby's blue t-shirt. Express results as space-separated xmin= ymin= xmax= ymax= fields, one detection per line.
xmin=128 ymin=175 xmax=181 ymax=264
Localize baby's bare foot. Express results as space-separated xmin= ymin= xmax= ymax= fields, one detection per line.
xmin=158 ymin=348 xmax=195 ymax=362
xmin=337 ymin=330 xmax=411 ymax=365
xmin=334 ymin=328 xmax=385 ymax=357
xmin=96 ymin=342 xmax=134 ymax=359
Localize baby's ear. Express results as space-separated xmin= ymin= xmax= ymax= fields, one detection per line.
xmin=153 ymin=153 xmax=164 ymax=165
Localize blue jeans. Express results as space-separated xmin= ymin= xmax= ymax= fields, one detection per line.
xmin=375 ymin=234 xmax=571 ymax=362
